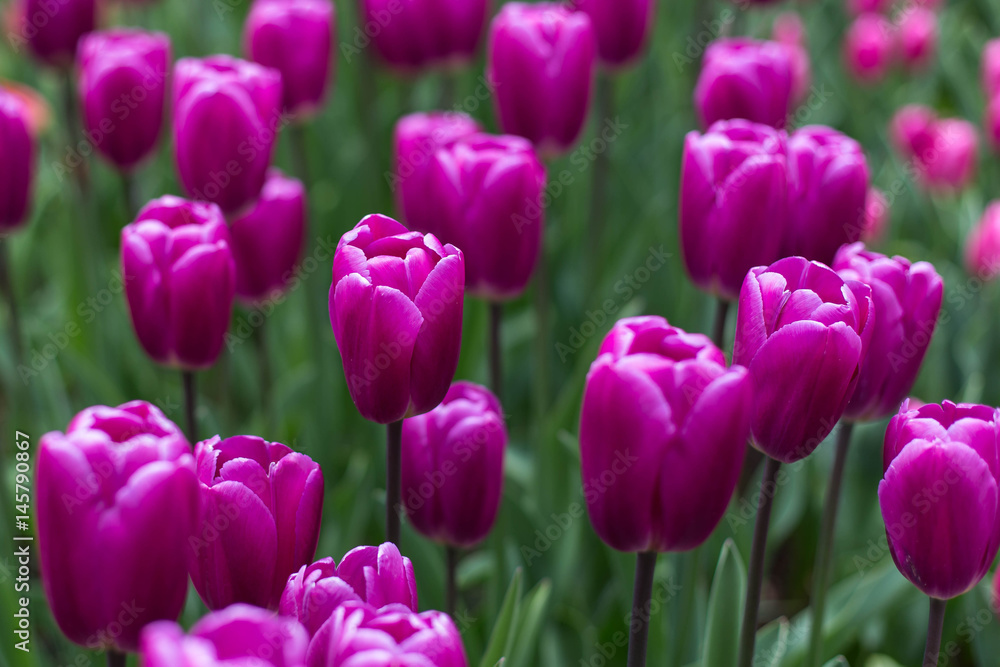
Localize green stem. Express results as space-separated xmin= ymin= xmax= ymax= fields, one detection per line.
xmin=446 ymin=545 xmax=459 ymax=618
xmin=121 ymin=171 xmax=139 ymax=221
xmin=712 ymin=298 xmax=730 ymax=351
xmin=923 ymin=597 xmax=947 ymax=667
xmin=0 ymin=241 xmax=22 ymax=365
xmin=290 ymin=123 xmax=311 ymax=186
xmin=672 ymin=547 xmax=701 ymax=666
xmin=62 ymin=71 xmax=89 ymax=196
xmin=182 ymin=370 xmax=197 ymax=444
xmin=627 ymin=551 xmax=658 ymax=667
xmin=489 ymin=301 xmax=502 ymax=400
xmin=532 ymin=251 xmax=550 ymax=421
xmin=254 ymin=318 xmax=273 ymax=435
xmin=386 ymin=419 xmax=403 ymax=545
xmin=107 ymin=649 xmax=126 ymax=667
xmin=587 ymin=73 xmax=613 ymax=283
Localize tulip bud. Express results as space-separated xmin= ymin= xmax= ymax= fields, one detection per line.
xmin=579 ymin=316 xmax=752 ymax=552
xmin=20 ymin=0 xmax=95 ymax=67
xmin=571 ymin=0 xmax=654 ymax=68
xmin=77 ymin=29 xmax=171 ymax=171
xmin=833 ymin=243 xmax=944 ymax=422
xmin=880 ymin=400 xmax=1000 ymax=600
xmin=861 ymin=186 xmax=890 ymax=244
xmin=401 ymin=382 xmax=506 ymax=546
xmin=783 ymin=125 xmax=870 ymax=266
xmin=983 ymin=38 xmax=1000 ymax=100
xmin=229 ymin=169 xmax=307 ymax=303
xmin=734 ymin=257 xmax=874 ymax=463
xmin=694 ymin=38 xmax=794 ymax=129
xmin=844 ymin=13 xmax=895 ymax=83
xmin=487 ymin=2 xmax=597 ymax=156
xmin=892 ymin=107 xmax=979 ymax=192
xmin=965 ymin=201 xmax=1000 ymax=281
xmin=0 ymin=88 xmax=35 ymax=231
xmin=188 ymin=435 xmax=324 ymax=611
xmin=393 ymin=111 xmax=481 ymax=234
xmin=329 ymin=214 xmax=464 ymax=423
xmin=679 ymin=119 xmax=787 ymax=301
xmin=359 ymin=0 xmax=489 ymax=70
xmin=890 ymin=104 xmax=936 ymax=158
xmin=986 ymin=95 xmax=1000 ymax=150
xmin=121 ymin=196 xmax=236 ymax=369
xmin=898 ymin=7 xmax=936 ymax=71
xmin=846 ymin=0 xmax=890 ymax=15
xmin=140 ymin=604 xmax=309 ymax=666
xmin=772 ymin=12 xmax=811 ymax=106
xmin=173 ymin=56 xmax=283 ymax=213
xmin=243 ymin=0 xmax=334 ymax=117
xmin=419 ymin=133 xmax=546 ymax=300
xmin=37 ymin=401 xmax=197 ymax=652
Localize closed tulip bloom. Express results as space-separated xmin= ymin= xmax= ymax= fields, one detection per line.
xmin=121 ymin=196 xmax=235 ymax=369
xmin=188 ymin=435 xmax=324 ymax=611
xmin=37 ymin=401 xmax=197 ymax=652
xmin=965 ymin=201 xmax=1000 ymax=280
xmin=890 ymin=104 xmax=936 ymax=158
xmin=679 ymin=119 xmax=787 ymax=301
xmin=173 ymin=56 xmax=283 ymax=213
xmin=844 ymin=13 xmax=895 ymax=83
xmin=330 ymin=214 xmax=464 ymax=424
xmin=772 ymin=12 xmax=811 ymax=106
xmin=401 ymin=382 xmax=506 ymax=546
xmin=983 ymin=39 xmax=1000 ymax=100
xmin=898 ymin=7 xmax=936 ymax=70
xmin=229 ymin=169 xmax=306 ymax=303
xmin=579 ymin=316 xmax=753 ymax=553
xmin=783 ymin=126 xmax=870 ymax=266
xmin=861 ymin=186 xmax=890 ymax=244
xmin=694 ymin=38 xmax=794 ymax=129
xmin=833 ymin=243 xmax=944 ymax=422
xmin=77 ymin=29 xmax=171 ymax=171
xmin=880 ymin=400 xmax=1000 ymax=599
xmin=734 ymin=257 xmax=874 ymax=463
xmin=847 ymin=0 xmax=890 ymax=15
xmin=140 ymin=604 xmax=309 ymax=666
xmin=893 ymin=109 xmax=979 ymax=192
xmin=572 ymin=0 xmax=654 ymax=67
xmin=19 ymin=0 xmax=95 ymax=67
xmin=420 ymin=134 xmax=546 ymax=299
xmin=360 ymin=0 xmax=488 ymax=70
xmin=487 ymin=2 xmax=597 ymax=156
xmin=244 ymin=0 xmax=334 ymax=116
xmin=986 ymin=95 xmax=1000 ymax=150
xmin=0 ymin=88 xmax=35 ymax=231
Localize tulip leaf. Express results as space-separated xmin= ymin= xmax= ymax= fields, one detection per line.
xmin=701 ymin=538 xmax=747 ymax=667
xmin=509 ymin=579 xmax=553 ymax=666
xmin=962 ymin=581 xmax=1000 ymax=666
xmin=821 ymin=658 xmax=849 ymax=666
xmin=479 ymin=568 xmax=524 ymax=667
xmin=864 ymin=656 xmax=904 ymax=667
xmin=754 ymin=616 xmax=791 ymax=667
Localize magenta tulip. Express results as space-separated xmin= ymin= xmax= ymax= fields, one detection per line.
xmin=891 ymin=106 xmax=978 ymax=192
xmin=844 ymin=13 xmax=895 ymax=83
xmin=898 ymin=7 xmax=936 ymax=71
xmin=359 ymin=0 xmax=489 ymax=70
xmin=847 ymin=0 xmax=890 ymax=14
xmin=694 ymin=37 xmax=794 ymax=129
xmin=983 ymin=38 xmax=1000 ymax=100
xmin=18 ymin=0 xmax=95 ymax=67
xmin=861 ymin=187 xmax=890 ymax=244
xmin=772 ymin=12 xmax=811 ymax=106
xmin=572 ymin=0 xmax=654 ymax=67
xmin=965 ymin=201 xmax=1000 ymax=281
xmin=0 ymin=88 xmax=35 ymax=231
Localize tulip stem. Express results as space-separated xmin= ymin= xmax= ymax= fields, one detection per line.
xmin=254 ymin=319 xmax=273 ymax=434
xmin=290 ymin=123 xmax=311 ymax=186
xmin=61 ymin=71 xmax=90 ymax=196
xmin=587 ymin=73 xmax=613 ymax=284
xmin=182 ymin=370 xmax=198 ymax=444
xmin=386 ymin=419 xmax=403 ymax=545
xmin=107 ymin=650 xmax=126 ymax=667
xmin=807 ymin=422 xmax=854 ymax=667
xmin=923 ymin=597 xmax=947 ymax=667
xmin=627 ymin=551 xmax=657 ymax=667
xmin=121 ymin=172 xmax=139 ymax=220
xmin=0 ymin=241 xmax=23 ymax=365
xmin=533 ymin=252 xmax=550 ymax=419
xmin=489 ymin=301 xmax=503 ymax=399
xmin=446 ymin=545 xmax=459 ymax=618
xmin=737 ymin=456 xmax=782 ymax=667
xmin=712 ymin=298 xmax=730 ymax=350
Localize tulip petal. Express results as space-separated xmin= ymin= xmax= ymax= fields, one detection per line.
xmin=409 ymin=253 xmax=464 ymax=416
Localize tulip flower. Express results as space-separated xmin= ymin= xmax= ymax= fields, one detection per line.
xmin=229 ymin=169 xmax=307 ymax=303
xmin=140 ymin=604 xmax=309 ymax=666
xmin=679 ymin=119 xmax=787 ymax=302
xmin=782 ymin=125 xmax=870 ymax=266
xmin=898 ymin=7 xmax=936 ymax=71
xmin=986 ymin=95 xmax=1000 ymax=150
xmin=18 ymin=0 xmax=95 ymax=67
xmin=983 ymin=38 xmax=1000 ymax=100
xmin=844 ymin=13 xmax=895 ymax=83
xmin=37 ymin=401 xmax=197 ymax=653
xmin=694 ymin=37 xmax=794 ymax=129
xmin=861 ymin=187 xmax=890 ymax=244
xmin=772 ymin=12 xmax=811 ymax=106
xmin=891 ymin=106 xmax=978 ymax=192
xmin=890 ymin=104 xmax=936 ymax=157
xmin=188 ymin=435 xmax=324 ymax=611
xmin=572 ymin=0 xmax=654 ymax=68
xmin=0 ymin=87 xmax=35 ymax=231
xmin=487 ymin=2 xmax=597 ymax=156
xmin=243 ymin=0 xmax=334 ymax=117
xmin=76 ymin=29 xmax=171 ymax=171
xmin=847 ymin=0 xmax=890 ymax=15
xmin=965 ymin=201 xmax=1000 ymax=281
xmin=173 ymin=56 xmax=283 ymax=213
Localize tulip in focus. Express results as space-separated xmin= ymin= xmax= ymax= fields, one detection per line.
xmin=330 ymin=214 xmax=464 ymax=424
xmin=772 ymin=12 xmax=811 ymax=106
xmin=244 ymin=0 xmax=334 ymax=117
xmin=679 ymin=119 xmax=787 ymax=301
xmin=188 ymin=435 xmax=324 ymax=611
xmin=17 ymin=0 xmax=95 ymax=67
xmin=694 ymin=37 xmax=794 ymax=129
xmin=898 ymin=7 xmax=936 ymax=71
xmin=579 ymin=316 xmax=753 ymax=552
xmin=572 ymin=0 xmax=654 ymax=68
xmin=77 ymin=29 xmax=171 ymax=171
xmin=844 ymin=13 xmax=895 ymax=83
xmin=880 ymin=400 xmax=1000 ymax=599
xmin=983 ymin=38 xmax=1000 ymax=100
xmin=37 ymin=401 xmax=197 ymax=652
xmin=359 ymin=0 xmax=488 ymax=70
xmin=833 ymin=243 xmax=944 ymax=422
xmin=173 ymin=56 xmax=283 ymax=213
xmin=487 ymin=2 xmax=597 ymax=156
xmin=965 ymin=201 xmax=1000 ymax=281
xmin=0 ymin=87 xmax=35 ymax=231
xmin=734 ymin=257 xmax=874 ymax=462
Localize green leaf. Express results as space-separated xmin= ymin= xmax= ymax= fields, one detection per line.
xmin=755 ymin=616 xmax=791 ymax=667
xmin=701 ymin=539 xmax=747 ymax=667
xmin=509 ymin=579 xmax=553 ymax=666
xmin=479 ymin=568 xmax=524 ymax=667
xmin=864 ymin=656 xmax=904 ymax=667
xmin=821 ymin=658 xmax=849 ymax=666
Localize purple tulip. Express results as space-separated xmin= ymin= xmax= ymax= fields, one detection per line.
xmin=359 ymin=0 xmax=488 ymax=70
xmin=76 ymin=29 xmax=171 ymax=171
xmin=572 ymin=0 xmax=654 ymax=67
xmin=37 ymin=401 xmax=197 ymax=652
xmin=833 ymin=243 xmax=943 ymax=422
xmin=899 ymin=7 xmax=936 ymax=71
xmin=244 ymin=0 xmax=334 ymax=117
xmin=418 ymin=133 xmax=546 ymax=300
xmin=965 ymin=201 xmax=1000 ymax=281
xmin=0 ymin=88 xmax=35 ymax=231
xmin=983 ymin=38 xmax=1000 ymax=101
xmin=18 ymin=0 xmax=95 ymax=67
xmin=188 ymin=435 xmax=324 ymax=611
xmin=329 ymin=214 xmax=464 ymax=424
xmin=393 ymin=111 xmax=481 ymax=232
xmin=229 ymin=169 xmax=307 ymax=303
xmin=401 ymin=382 xmax=506 ymax=546
xmin=880 ymin=400 xmax=1000 ymax=599
xmin=734 ymin=257 xmax=874 ymax=463
xmin=173 ymin=56 xmax=283 ymax=213
xmin=487 ymin=2 xmax=597 ymax=156
xmin=843 ymin=13 xmax=895 ymax=84
xmin=772 ymin=13 xmax=811 ymax=107
xmin=694 ymin=38 xmax=794 ymax=130
xmin=679 ymin=119 xmax=787 ymax=301
xmin=140 ymin=604 xmax=309 ymax=666
xmin=121 ymin=196 xmax=235 ymax=369
xmin=891 ymin=106 xmax=979 ymax=192
xmin=306 ymin=601 xmax=468 ymax=667
xmin=782 ymin=126 xmax=870 ymax=266
xmin=579 ymin=316 xmax=753 ymax=552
